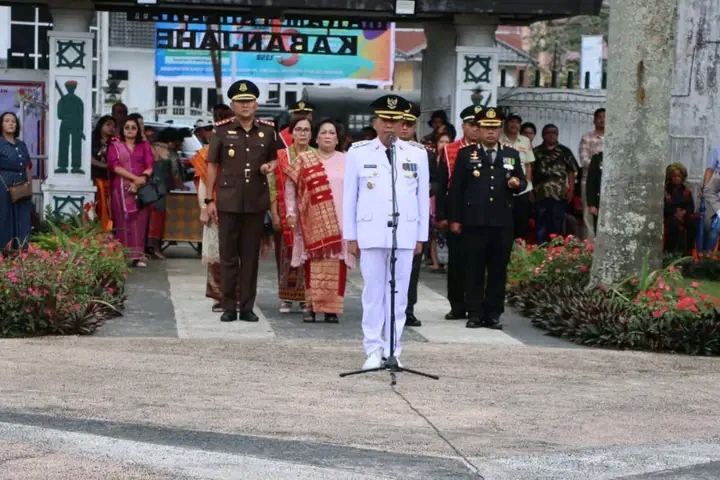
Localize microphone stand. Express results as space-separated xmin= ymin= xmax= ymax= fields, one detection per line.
xmin=340 ymin=134 xmax=439 ymax=385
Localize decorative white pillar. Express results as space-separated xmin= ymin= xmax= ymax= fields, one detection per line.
xmin=419 ymin=22 xmax=455 ymax=136
xmin=42 ymin=7 xmax=96 ymax=218
xmin=452 ymin=15 xmax=500 ymax=124
xmin=420 ymin=16 xmax=500 ymax=138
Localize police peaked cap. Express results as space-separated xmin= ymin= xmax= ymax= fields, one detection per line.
xmin=402 ymin=102 xmax=422 ymax=122
xmin=288 ymin=100 xmax=315 ymax=113
xmin=475 ymin=107 xmax=503 ymax=127
xmin=459 ymin=105 xmax=484 ymax=123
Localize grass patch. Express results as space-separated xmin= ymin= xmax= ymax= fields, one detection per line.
xmin=680 ymin=278 xmax=720 ymax=299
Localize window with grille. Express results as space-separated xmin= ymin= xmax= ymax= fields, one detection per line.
xmin=9 ymin=6 xmax=99 ymax=108
xmin=172 ymin=87 xmax=185 ymax=116
xmin=206 ymin=89 xmax=218 ymax=113
xmin=267 ymin=83 xmax=280 ymax=104
xmin=348 ymin=114 xmax=374 ymax=131
xmin=8 ymin=6 xmax=51 ymax=69
xmin=190 ymin=88 xmax=202 ymax=111
xmin=284 ymin=91 xmax=297 ymax=108
xmin=155 ymin=85 xmax=168 ymax=112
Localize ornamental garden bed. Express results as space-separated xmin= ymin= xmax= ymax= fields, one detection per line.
xmin=507 ymin=236 xmax=720 ymax=355
xmin=0 ymin=214 xmax=129 ymax=338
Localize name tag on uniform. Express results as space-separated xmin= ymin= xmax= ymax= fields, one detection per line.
xmin=228 ymin=130 xmax=237 ymax=134
xmin=363 ymin=164 xmax=377 ymax=168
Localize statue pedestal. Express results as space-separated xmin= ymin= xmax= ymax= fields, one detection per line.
xmin=41 ymin=27 xmax=96 ymax=218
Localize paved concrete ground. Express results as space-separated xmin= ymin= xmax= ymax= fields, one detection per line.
xmin=3 ymin=245 xmax=720 ymax=479
xmin=97 ymin=244 xmax=572 ymax=349
xmin=1 ymin=339 xmax=720 ymax=479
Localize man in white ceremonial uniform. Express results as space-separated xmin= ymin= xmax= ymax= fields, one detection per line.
xmin=343 ymin=95 xmax=430 ymax=369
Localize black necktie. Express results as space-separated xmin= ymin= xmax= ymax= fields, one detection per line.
xmin=386 ymin=148 xmax=392 ymax=164
xmin=487 ymin=148 xmax=496 ymax=163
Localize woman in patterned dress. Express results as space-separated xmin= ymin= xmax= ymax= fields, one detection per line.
xmin=284 ymin=119 xmax=354 ymax=323
xmin=268 ymin=117 xmax=312 ymax=313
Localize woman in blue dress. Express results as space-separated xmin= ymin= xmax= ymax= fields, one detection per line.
xmin=0 ymin=112 xmax=33 ymax=251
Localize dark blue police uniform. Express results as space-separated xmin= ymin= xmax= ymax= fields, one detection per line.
xmin=447 ymin=108 xmax=527 ymax=329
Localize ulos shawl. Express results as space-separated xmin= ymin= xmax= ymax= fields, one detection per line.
xmin=284 ymin=149 xmax=343 ymax=259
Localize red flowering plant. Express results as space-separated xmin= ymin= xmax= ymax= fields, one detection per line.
xmin=507 ymin=238 xmax=720 ymax=354
xmin=508 ymin=234 xmax=593 ymax=288
xmin=0 ymin=214 xmax=129 ymax=338
xmin=607 ymin=257 xmax=720 ymax=353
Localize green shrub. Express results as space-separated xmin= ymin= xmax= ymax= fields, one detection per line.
xmin=0 ymin=214 xmax=128 ymax=337
xmin=507 ymin=237 xmax=720 ymax=355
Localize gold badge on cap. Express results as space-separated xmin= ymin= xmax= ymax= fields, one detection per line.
xmin=228 ymin=148 xmax=235 ymax=158
xmin=486 ymin=109 xmax=496 ymax=118
xmin=387 ymin=97 xmax=398 ymax=110
xmin=474 ymin=106 xmax=482 ymax=113
xmin=298 ymin=101 xmax=305 ymax=109
xmin=258 ymin=132 xmax=264 ymax=138
xmin=239 ymin=83 xmax=248 ymax=92
xmin=473 ymin=170 xmax=480 ymax=177
xmin=367 ymin=181 xmax=374 ymax=189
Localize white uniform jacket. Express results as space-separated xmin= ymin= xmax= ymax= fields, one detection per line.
xmin=342 ymin=137 xmax=430 ymax=250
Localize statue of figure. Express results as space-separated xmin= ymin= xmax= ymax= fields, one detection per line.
xmin=56 ymin=80 xmax=85 ymax=174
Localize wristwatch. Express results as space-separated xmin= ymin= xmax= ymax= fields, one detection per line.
xmin=204 ymin=198 xmax=214 ymax=205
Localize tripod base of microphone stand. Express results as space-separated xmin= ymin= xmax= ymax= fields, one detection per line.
xmin=339 ymin=356 xmax=440 ymax=385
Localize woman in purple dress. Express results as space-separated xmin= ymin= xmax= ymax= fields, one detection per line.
xmin=0 ymin=112 xmax=33 ymax=252
xmin=106 ymin=117 xmax=154 ymax=267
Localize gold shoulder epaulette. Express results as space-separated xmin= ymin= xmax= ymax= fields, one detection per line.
xmin=257 ymin=118 xmax=275 ymax=127
xmin=350 ymin=140 xmax=370 ymax=148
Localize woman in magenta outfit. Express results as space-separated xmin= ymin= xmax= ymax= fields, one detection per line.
xmin=106 ymin=117 xmax=154 ymax=267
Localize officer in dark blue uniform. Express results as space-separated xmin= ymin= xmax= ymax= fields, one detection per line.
xmin=448 ymin=107 xmax=527 ymax=329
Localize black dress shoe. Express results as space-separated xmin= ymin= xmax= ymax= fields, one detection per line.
xmin=445 ymin=310 xmax=466 ymax=320
xmin=466 ymin=317 xmax=484 ymax=328
xmin=239 ymin=310 xmax=259 ymax=322
xmin=406 ymin=314 xmax=422 ymax=327
xmin=485 ymin=317 xmax=503 ymax=330
xmin=221 ymin=310 xmax=238 ymax=322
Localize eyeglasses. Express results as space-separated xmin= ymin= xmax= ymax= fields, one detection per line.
xmin=124 ymin=125 xmax=137 ymax=131
xmin=293 ymin=128 xmax=311 ymax=133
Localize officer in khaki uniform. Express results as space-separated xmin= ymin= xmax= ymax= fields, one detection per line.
xmin=204 ymin=80 xmax=280 ymax=322
xmin=448 ymin=107 xmax=527 ymax=330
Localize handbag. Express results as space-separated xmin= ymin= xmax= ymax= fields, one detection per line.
xmin=136 ymin=177 xmax=167 ymax=209
xmin=0 ymin=174 xmax=32 ymax=204
xmin=201 ymin=224 xmax=220 ymax=264
xmin=436 ymin=231 xmax=449 ymax=265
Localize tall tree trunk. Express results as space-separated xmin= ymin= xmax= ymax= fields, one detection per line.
xmin=208 ymin=22 xmax=223 ymax=102
xmin=589 ymin=0 xmax=678 ymax=286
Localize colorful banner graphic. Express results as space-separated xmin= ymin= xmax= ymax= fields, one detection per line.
xmin=155 ymin=21 xmax=395 ymax=86
xmin=0 ymin=82 xmax=46 ymax=178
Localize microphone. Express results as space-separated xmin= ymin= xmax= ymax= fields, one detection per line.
xmin=386 ymin=134 xmax=396 ymax=166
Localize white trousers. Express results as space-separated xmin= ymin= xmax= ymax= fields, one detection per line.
xmin=360 ymin=248 xmax=414 ymax=357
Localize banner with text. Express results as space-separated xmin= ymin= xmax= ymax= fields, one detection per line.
xmin=154 ymin=21 xmax=395 ymax=86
